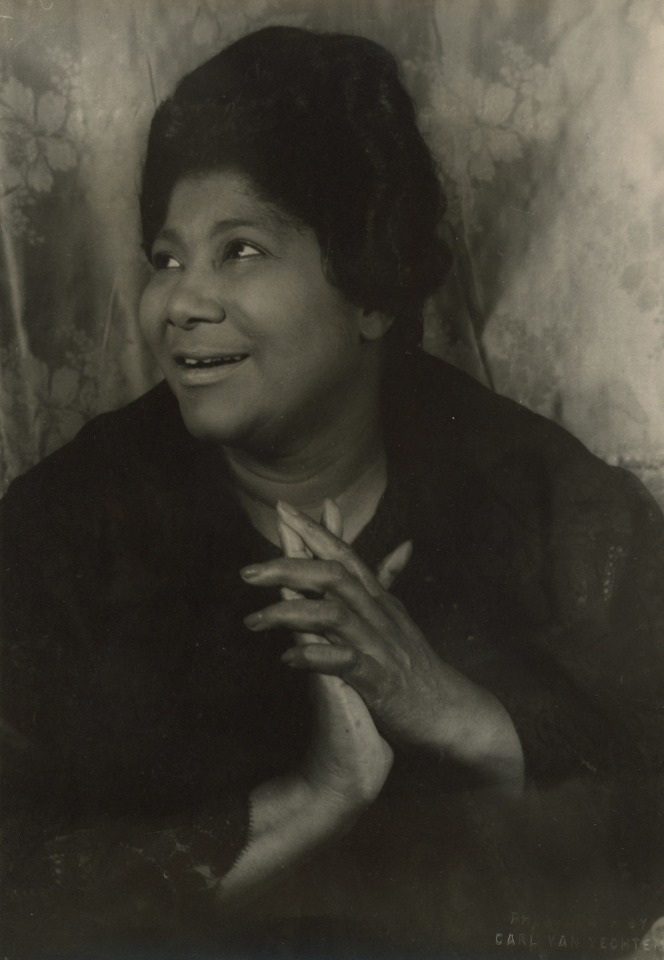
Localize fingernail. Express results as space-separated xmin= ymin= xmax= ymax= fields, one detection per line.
xmin=244 ymin=613 xmax=263 ymax=629
xmin=390 ymin=540 xmax=413 ymax=566
xmin=240 ymin=566 xmax=260 ymax=580
xmin=277 ymin=500 xmax=299 ymax=517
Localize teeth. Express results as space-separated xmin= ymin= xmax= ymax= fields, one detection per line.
xmin=179 ymin=355 xmax=246 ymax=368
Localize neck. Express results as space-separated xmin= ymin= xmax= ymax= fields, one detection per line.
xmin=224 ymin=361 xmax=387 ymax=545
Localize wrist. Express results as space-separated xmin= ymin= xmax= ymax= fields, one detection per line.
xmin=425 ymin=675 xmax=525 ymax=793
xmin=221 ymin=772 xmax=366 ymax=902
xmin=302 ymin=757 xmax=389 ymax=813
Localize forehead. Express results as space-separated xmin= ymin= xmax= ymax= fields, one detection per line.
xmin=160 ymin=170 xmax=298 ymax=240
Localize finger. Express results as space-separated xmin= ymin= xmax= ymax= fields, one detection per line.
xmin=244 ymin=599 xmax=382 ymax=653
xmin=277 ymin=516 xmax=310 ymax=561
xmin=376 ymin=540 xmax=413 ymax=590
xmin=322 ymin=498 xmax=344 ymax=539
xmin=277 ymin=501 xmax=383 ymax=598
xmin=281 ymin=586 xmax=302 ymax=602
xmin=241 ymin=558 xmax=393 ymax=634
xmin=276 ymin=515 xmax=322 ymax=646
xmin=281 ymin=644 xmax=383 ymax=705
xmin=277 ymin=503 xmax=341 ymax=597
xmin=277 ymin=519 xmax=305 ymax=601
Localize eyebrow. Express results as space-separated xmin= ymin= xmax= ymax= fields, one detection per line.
xmin=155 ymin=217 xmax=286 ymax=246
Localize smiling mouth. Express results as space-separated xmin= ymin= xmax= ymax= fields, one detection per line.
xmin=174 ymin=354 xmax=248 ymax=370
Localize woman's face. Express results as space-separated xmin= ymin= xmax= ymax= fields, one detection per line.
xmin=139 ymin=171 xmax=378 ymax=453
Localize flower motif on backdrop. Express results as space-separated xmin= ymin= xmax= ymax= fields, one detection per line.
xmin=0 ymin=0 xmax=663 ymax=510
xmin=0 ymin=37 xmax=88 ymax=481
xmin=410 ymin=39 xmax=562 ymax=233
xmin=0 ymin=79 xmax=77 ymax=202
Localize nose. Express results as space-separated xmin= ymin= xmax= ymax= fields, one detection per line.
xmin=166 ymin=271 xmax=226 ymax=329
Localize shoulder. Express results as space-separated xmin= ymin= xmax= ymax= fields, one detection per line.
xmin=397 ymin=350 xmax=631 ymax=509
xmin=1 ymin=381 xmax=194 ymax=531
xmin=394 ymin=351 xmax=663 ymax=619
xmin=398 ymin=350 xmax=594 ymax=467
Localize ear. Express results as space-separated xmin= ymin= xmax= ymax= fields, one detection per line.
xmin=358 ymin=309 xmax=394 ymax=342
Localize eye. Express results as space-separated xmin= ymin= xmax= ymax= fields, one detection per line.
xmin=152 ymin=251 xmax=182 ymax=271
xmin=224 ymin=240 xmax=263 ymax=261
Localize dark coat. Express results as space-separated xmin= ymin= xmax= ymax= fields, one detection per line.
xmin=2 ymin=352 xmax=663 ymax=956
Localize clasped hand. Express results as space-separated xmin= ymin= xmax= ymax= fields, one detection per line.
xmin=242 ymin=500 xmax=466 ymax=755
xmin=241 ymin=501 xmax=525 ymax=794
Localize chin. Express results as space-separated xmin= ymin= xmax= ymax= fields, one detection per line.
xmin=177 ymin=403 xmax=245 ymax=446
xmin=175 ymin=392 xmax=291 ymax=454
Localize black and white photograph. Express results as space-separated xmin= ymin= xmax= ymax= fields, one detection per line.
xmin=1 ymin=1 xmax=663 ymax=957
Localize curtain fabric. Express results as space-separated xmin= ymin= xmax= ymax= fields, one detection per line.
xmin=1 ymin=0 xmax=663 ymax=506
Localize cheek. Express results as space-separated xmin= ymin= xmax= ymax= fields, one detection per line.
xmin=276 ymin=287 xmax=361 ymax=346
xmin=138 ymin=284 xmax=168 ymax=343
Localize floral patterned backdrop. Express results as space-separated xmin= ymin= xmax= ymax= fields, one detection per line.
xmin=2 ymin=0 xmax=663 ymax=507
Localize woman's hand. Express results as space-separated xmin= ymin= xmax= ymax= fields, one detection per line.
xmin=221 ymin=503 xmax=398 ymax=904
xmin=242 ymin=501 xmax=525 ymax=791
xmin=219 ymin=501 xmax=400 ymax=900
xmin=275 ymin=500 xmax=393 ymax=809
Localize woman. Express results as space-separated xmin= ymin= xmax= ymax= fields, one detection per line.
xmin=1 ymin=25 xmax=663 ymax=958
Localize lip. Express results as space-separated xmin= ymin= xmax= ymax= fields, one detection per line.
xmin=170 ymin=351 xmax=250 ymax=386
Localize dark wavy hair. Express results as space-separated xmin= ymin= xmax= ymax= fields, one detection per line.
xmin=140 ymin=26 xmax=451 ymax=351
